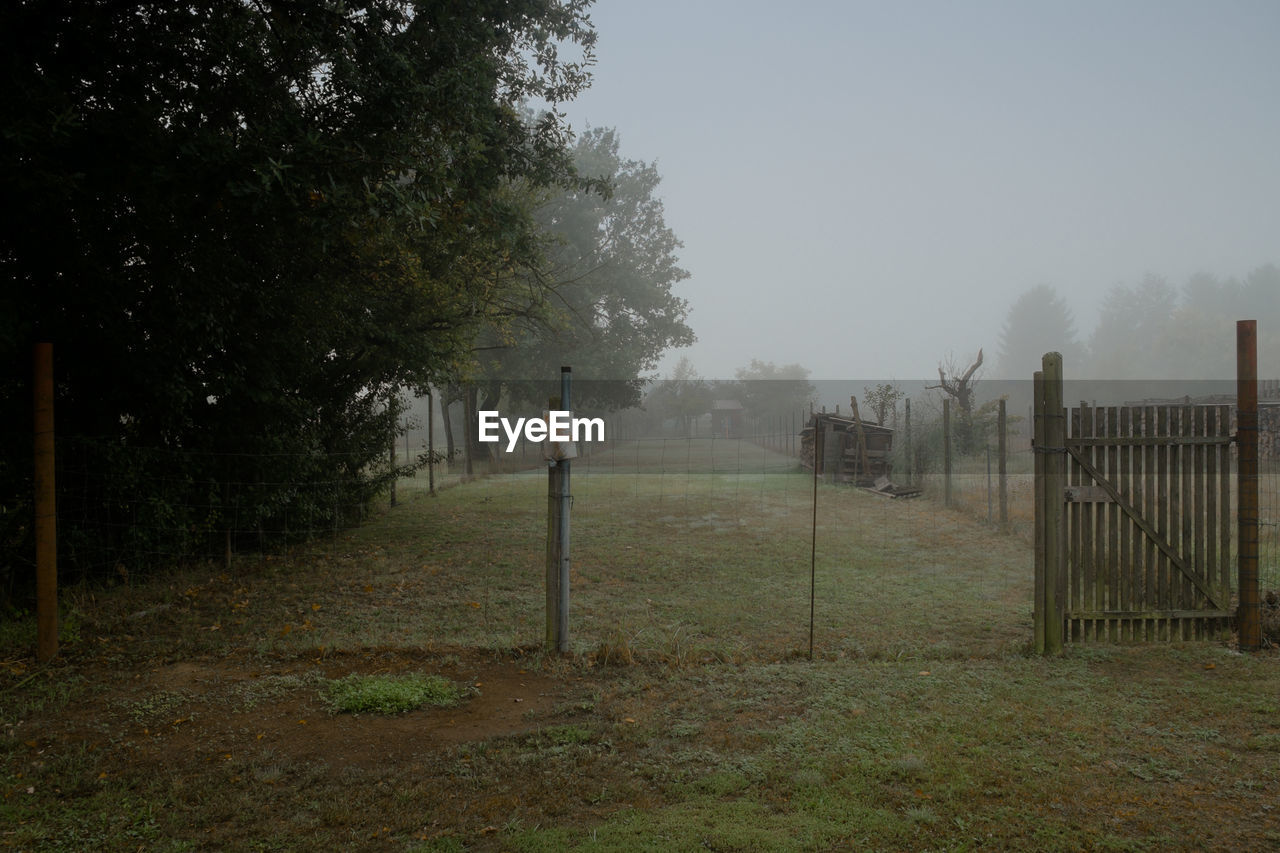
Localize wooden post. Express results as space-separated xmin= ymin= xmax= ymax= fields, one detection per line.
xmin=848 ymin=396 xmax=871 ymax=483
xmin=427 ymin=389 xmax=436 ymax=496
xmin=33 ymin=342 xmax=58 ymax=662
xmin=943 ymin=398 xmax=952 ymax=507
xmin=1042 ymin=352 xmax=1065 ymax=655
xmin=904 ymin=398 xmax=912 ymax=486
xmin=389 ymin=427 xmax=397 ymax=508
xmin=1033 ymin=370 xmax=1046 ymax=654
xmin=998 ymin=398 xmax=1008 ymax=528
xmin=986 ymin=446 xmax=992 ymax=522
xmin=223 ymin=481 xmax=233 ymax=572
xmin=1236 ymin=320 xmax=1261 ymax=651
xmin=462 ymin=386 xmax=475 ymax=480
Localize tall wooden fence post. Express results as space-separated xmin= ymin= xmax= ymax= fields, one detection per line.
xmin=427 ymin=389 xmax=436 ymax=496
xmin=904 ymin=398 xmax=912 ymax=487
xmin=33 ymin=342 xmax=58 ymax=663
xmin=998 ymin=398 xmax=1008 ymax=528
xmin=389 ymin=427 xmax=397 ymax=508
xmin=943 ymin=398 xmax=952 ymax=507
xmin=1237 ymin=320 xmax=1261 ymax=651
xmin=1042 ymin=352 xmax=1065 ymax=654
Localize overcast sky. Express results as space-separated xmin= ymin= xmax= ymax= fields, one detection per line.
xmin=559 ymin=0 xmax=1280 ymax=381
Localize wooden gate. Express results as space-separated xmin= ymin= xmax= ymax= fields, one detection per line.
xmin=1033 ymin=356 xmax=1235 ymax=650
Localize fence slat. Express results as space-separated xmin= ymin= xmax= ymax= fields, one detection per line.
xmin=1106 ymin=407 xmax=1119 ymax=641
xmin=1218 ymin=404 xmax=1232 ymax=618
xmin=1152 ymin=404 xmax=1162 ymax=637
xmin=1119 ymin=407 xmax=1132 ymax=641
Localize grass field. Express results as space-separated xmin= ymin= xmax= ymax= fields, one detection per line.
xmin=2 ymin=440 xmax=1278 ymax=850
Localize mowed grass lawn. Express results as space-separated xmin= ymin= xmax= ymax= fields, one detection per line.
xmin=2 ymin=440 xmax=1278 ymax=851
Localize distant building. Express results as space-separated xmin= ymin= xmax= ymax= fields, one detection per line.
xmin=711 ymin=400 xmax=744 ymax=438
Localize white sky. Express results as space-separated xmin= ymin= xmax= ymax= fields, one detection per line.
xmin=560 ymin=0 xmax=1280 ymax=380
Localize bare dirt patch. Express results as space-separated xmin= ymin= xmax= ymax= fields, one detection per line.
xmin=42 ymin=647 xmax=593 ymax=779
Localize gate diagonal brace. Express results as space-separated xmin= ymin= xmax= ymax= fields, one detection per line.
xmin=1063 ymin=446 xmax=1224 ymax=610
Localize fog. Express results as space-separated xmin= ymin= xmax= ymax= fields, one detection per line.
xmin=562 ymin=0 xmax=1280 ymax=381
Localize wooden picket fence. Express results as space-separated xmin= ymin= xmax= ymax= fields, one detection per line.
xmin=1033 ymin=355 xmax=1237 ymax=651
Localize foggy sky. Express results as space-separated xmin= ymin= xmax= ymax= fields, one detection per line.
xmin=561 ymin=0 xmax=1280 ymax=381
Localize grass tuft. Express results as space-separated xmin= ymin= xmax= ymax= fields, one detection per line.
xmin=322 ymin=673 xmax=461 ymax=715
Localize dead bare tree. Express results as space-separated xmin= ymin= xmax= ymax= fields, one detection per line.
xmin=926 ymin=348 xmax=984 ymax=452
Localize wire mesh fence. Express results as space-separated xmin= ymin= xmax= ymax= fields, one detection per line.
xmin=9 ymin=389 xmax=1279 ymax=657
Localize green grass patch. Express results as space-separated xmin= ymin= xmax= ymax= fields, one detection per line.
xmin=321 ymin=672 xmax=461 ymax=715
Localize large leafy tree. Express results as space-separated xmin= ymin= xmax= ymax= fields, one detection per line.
xmin=0 ymin=0 xmax=596 ymax=583
xmin=473 ymin=126 xmax=694 ymax=413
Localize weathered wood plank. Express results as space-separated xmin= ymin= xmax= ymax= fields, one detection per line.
xmin=1162 ymin=404 xmax=1172 ymax=637
xmin=1071 ymin=404 xmax=1084 ymax=643
xmin=1107 ymin=406 xmax=1119 ymax=641
xmin=1152 ymin=404 xmax=1162 ymax=637
xmin=1119 ymin=406 xmax=1132 ymax=641
xmin=1205 ymin=405 xmax=1218 ymax=640
xmin=1218 ymin=405 xmax=1231 ymax=620
xmin=1187 ymin=404 xmax=1198 ymax=637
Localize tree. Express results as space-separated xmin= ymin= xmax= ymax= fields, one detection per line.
xmin=926 ymin=349 xmax=984 ymax=453
xmin=862 ymin=383 xmax=904 ymax=426
xmin=0 ymin=0 xmax=598 ymax=584
xmin=1087 ymin=275 xmax=1177 ymax=379
xmin=473 ymin=126 xmax=694 ymax=413
xmin=733 ymin=360 xmax=816 ymax=424
xmin=643 ymin=356 xmax=712 ymax=436
xmin=996 ymin=285 xmax=1082 ymax=377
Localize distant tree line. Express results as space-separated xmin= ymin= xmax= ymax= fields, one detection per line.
xmin=640 ymin=358 xmax=816 ymax=436
xmin=996 ymin=266 xmax=1280 ymax=379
